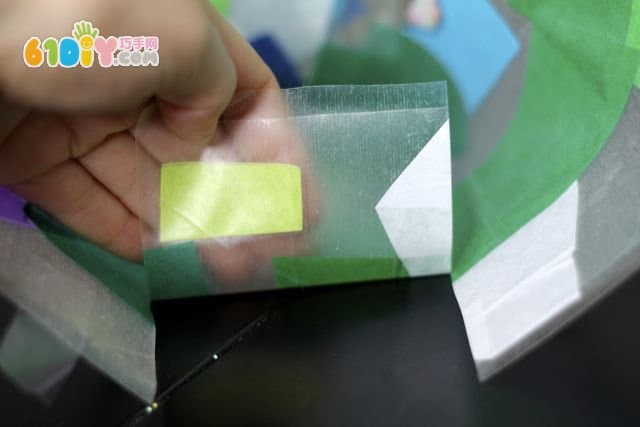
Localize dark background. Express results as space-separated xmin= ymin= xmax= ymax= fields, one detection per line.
xmin=1 ymin=271 xmax=640 ymax=427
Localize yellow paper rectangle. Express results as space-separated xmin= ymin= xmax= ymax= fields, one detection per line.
xmin=160 ymin=162 xmax=303 ymax=243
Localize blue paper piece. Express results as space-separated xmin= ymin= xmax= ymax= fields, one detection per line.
xmin=404 ymin=0 xmax=519 ymax=113
xmin=0 ymin=187 xmax=33 ymax=228
xmin=251 ymin=35 xmax=303 ymax=89
xmin=331 ymin=0 xmax=367 ymax=32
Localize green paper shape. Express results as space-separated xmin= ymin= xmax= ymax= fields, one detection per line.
xmin=452 ymin=0 xmax=639 ymax=279
xmin=26 ymin=205 xmax=153 ymax=322
xmin=273 ymin=257 xmax=409 ymax=288
xmin=628 ymin=0 xmax=640 ymax=49
xmin=634 ymin=0 xmax=640 ymax=90
xmin=210 ymin=0 xmax=232 ymax=16
xmin=308 ymin=25 xmax=467 ymax=156
xmin=145 ymin=243 xmax=210 ymax=300
xmin=160 ymin=162 xmax=303 ymax=243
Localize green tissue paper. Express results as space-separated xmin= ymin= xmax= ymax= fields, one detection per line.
xmin=452 ymin=0 xmax=639 ymax=279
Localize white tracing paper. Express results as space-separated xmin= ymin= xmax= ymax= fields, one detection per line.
xmin=0 ymin=221 xmax=157 ymax=403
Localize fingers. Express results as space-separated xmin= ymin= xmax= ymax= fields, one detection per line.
xmin=78 ymin=131 xmax=160 ymax=230
xmin=0 ymin=98 xmax=28 ymax=145
xmin=134 ymin=1 xmax=288 ymax=169
xmin=136 ymin=1 xmax=282 ymax=160
xmin=0 ymin=110 xmax=147 ymax=261
xmin=134 ymin=106 xmax=210 ymax=164
xmin=202 ymin=3 xmax=278 ymax=93
xmin=0 ymin=112 xmax=72 ymax=185
xmin=153 ymin=17 xmax=237 ymax=145
xmin=0 ymin=110 xmax=140 ymax=185
xmin=9 ymin=160 xmax=141 ymax=260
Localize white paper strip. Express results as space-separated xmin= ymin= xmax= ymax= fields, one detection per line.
xmin=0 ymin=222 xmax=157 ymax=402
xmin=376 ymin=120 xmax=452 ymax=276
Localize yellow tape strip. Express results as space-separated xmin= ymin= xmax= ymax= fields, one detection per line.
xmin=160 ymin=162 xmax=303 ymax=243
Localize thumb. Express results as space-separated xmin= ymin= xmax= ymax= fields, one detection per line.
xmin=153 ymin=12 xmax=237 ymax=145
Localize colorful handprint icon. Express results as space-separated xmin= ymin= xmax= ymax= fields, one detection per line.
xmin=72 ymin=20 xmax=99 ymax=67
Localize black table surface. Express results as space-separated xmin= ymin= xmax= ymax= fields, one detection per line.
xmin=2 ymin=271 xmax=640 ymax=427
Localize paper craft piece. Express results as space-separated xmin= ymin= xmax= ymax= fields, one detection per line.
xmin=135 ymin=83 xmax=449 ymax=296
xmin=229 ymin=0 xmax=334 ymax=67
xmin=456 ymin=181 xmax=581 ymax=380
xmin=0 ymin=218 xmax=156 ymax=402
xmin=404 ymin=0 xmax=519 ymax=113
xmin=375 ymin=120 xmax=452 ymax=276
xmin=454 ymin=87 xmax=640 ymax=380
xmin=452 ymin=0 xmax=639 ymax=279
xmin=0 ymin=187 xmax=32 ymax=228
xmin=137 ymin=83 xmax=449 ymax=294
xmin=251 ymin=35 xmax=302 ymax=88
xmin=210 ymin=0 xmax=232 ymax=16
xmin=160 ymin=162 xmax=303 ymax=243
xmin=271 ymin=83 xmax=449 ymax=289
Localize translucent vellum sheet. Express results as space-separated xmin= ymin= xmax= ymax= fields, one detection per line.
xmin=136 ymin=83 xmax=452 ymax=298
xmin=310 ymin=24 xmax=467 ymax=159
xmin=0 ymin=220 xmax=156 ymax=403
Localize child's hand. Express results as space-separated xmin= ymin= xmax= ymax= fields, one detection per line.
xmin=0 ymin=0 xmax=315 ymax=283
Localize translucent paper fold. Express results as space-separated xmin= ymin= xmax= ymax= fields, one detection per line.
xmin=0 ymin=219 xmax=156 ymax=403
xmin=136 ymin=83 xmax=452 ymax=298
